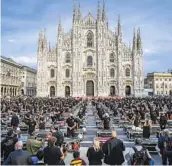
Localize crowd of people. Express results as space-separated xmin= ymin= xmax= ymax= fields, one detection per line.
xmin=1 ymin=96 xmax=172 ymax=165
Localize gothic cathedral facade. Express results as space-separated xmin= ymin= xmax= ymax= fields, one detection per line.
xmin=37 ymin=1 xmax=144 ymax=97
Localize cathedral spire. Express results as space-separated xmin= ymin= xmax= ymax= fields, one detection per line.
xmin=102 ymin=0 xmax=106 ymax=22
xmin=117 ymin=15 xmax=122 ymax=42
xmin=73 ymin=0 xmax=77 ymax=23
xmin=38 ymin=30 xmax=43 ymax=53
xmin=42 ymin=28 xmax=47 ymax=51
xmin=78 ymin=2 xmax=82 ymax=22
xmin=97 ymin=0 xmax=101 ymax=21
xmin=132 ymin=28 xmax=137 ymax=51
xmin=137 ymin=28 xmax=142 ymax=51
xmin=58 ymin=16 xmax=62 ymax=33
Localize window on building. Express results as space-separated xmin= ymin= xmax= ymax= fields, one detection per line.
xmin=165 ymin=78 xmax=167 ymax=81
xmin=50 ymin=69 xmax=55 ymax=78
xmin=125 ymin=68 xmax=130 ymax=77
xmin=87 ymin=56 xmax=93 ymax=67
xmin=66 ymin=69 xmax=70 ymax=78
xmin=161 ymin=83 xmax=163 ymax=88
xmin=65 ymin=53 xmax=70 ymax=63
xmin=169 ymin=79 xmax=171 ymax=81
xmin=109 ymin=53 xmax=115 ymax=63
xmin=161 ymin=91 xmax=163 ymax=94
xmin=110 ymin=68 xmax=115 ymax=77
xmin=87 ymin=31 xmax=93 ymax=47
xmin=156 ymin=84 xmax=159 ymax=88
xmin=165 ymin=84 xmax=167 ymax=88
xmin=156 ymin=78 xmax=158 ymax=81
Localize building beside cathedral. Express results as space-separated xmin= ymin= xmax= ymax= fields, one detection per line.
xmin=37 ymin=1 xmax=144 ymax=97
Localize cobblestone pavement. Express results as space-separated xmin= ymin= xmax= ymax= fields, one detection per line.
xmin=64 ymin=103 xmax=162 ymax=165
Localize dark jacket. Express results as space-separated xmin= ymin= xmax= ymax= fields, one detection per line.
xmin=1 ymin=136 xmax=18 ymax=160
xmin=102 ymin=137 xmax=125 ymax=165
xmin=11 ymin=115 xmax=19 ymax=126
xmin=87 ymin=147 xmax=104 ymax=165
xmin=3 ymin=149 xmax=33 ymax=165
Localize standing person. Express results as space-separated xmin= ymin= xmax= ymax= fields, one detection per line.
xmin=87 ymin=138 xmax=104 ymax=165
xmin=3 ymin=141 xmax=33 ymax=165
xmin=66 ymin=114 xmax=76 ymax=137
xmin=51 ymin=126 xmax=64 ymax=147
xmin=1 ymin=129 xmax=18 ymax=161
xmin=28 ymin=117 xmax=37 ymax=136
xmin=160 ymin=113 xmax=167 ymax=130
xmin=143 ymin=120 xmax=152 ymax=139
xmin=158 ymin=129 xmax=172 ymax=165
xmin=103 ymin=113 xmax=110 ymax=130
xmin=11 ymin=112 xmax=19 ymax=132
xmin=102 ymin=130 xmax=125 ymax=165
xmin=44 ymin=136 xmax=64 ymax=165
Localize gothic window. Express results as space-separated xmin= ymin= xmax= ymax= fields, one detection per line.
xmin=110 ymin=68 xmax=115 ymax=77
xmin=87 ymin=31 xmax=94 ymax=47
xmin=50 ymin=69 xmax=55 ymax=78
xmin=125 ymin=68 xmax=130 ymax=77
xmin=87 ymin=56 xmax=93 ymax=67
xmin=66 ymin=69 xmax=70 ymax=78
xmin=65 ymin=53 xmax=70 ymax=63
xmin=109 ymin=53 xmax=115 ymax=63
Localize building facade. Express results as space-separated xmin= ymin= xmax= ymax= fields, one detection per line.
xmin=145 ymin=71 xmax=172 ymax=95
xmin=37 ymin=1 xmax=144 ymax=97
xmin=21 ymin=66 xmax=37 ymax=96
xmin=0 ymin=56 xmax=22 ymax=96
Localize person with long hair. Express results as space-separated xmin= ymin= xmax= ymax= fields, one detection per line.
xmin=143 ymin=120 xmax=152 ymax=139
xmin=87 ymin=138 xmax=104 ymax=165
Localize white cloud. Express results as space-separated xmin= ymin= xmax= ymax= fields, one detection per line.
xmin=10 ymin=55 xmax=37 ymax=65
xmin=8 ymin=39 xmax=16 ymax=43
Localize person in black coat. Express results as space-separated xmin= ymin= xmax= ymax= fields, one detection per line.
xmin=102 ymin=130 xmax=125 ymax=165
xmin=1 ymin=130 xmax=18 ymax=161
xmin=143 ymin=120 xmax=152 ymax=139
xmin=11 ymin=113 xmax=19 ymax=131
xmin=3 ymin=141 xmax=33 ymax=165
xmin=87 ymin=138 xmax=104 ymax=165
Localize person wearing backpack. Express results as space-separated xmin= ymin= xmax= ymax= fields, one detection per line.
xmin=1 ymin=129 xmax=18 ymax=161
xmin=51 ymin=126 xmax=64 ymax=147
xmin=158 ymin=129 xmax=172 ymax=165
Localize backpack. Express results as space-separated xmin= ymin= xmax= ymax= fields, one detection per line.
xmin=132 ymin=147 xmax=149 ymax=165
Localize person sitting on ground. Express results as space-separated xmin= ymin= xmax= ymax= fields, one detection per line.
xmin=87 ymin=138 xmax=104 ymax=165
xmin=70 ymin=151 xmax=86 ymax=166
xmin=3 ymin=141 xmax=33 ymax=165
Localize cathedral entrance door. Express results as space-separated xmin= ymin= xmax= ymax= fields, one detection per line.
xmin=110 ymin=86 xmax=115 ymax=96
xmin=86 ymin=80 xmax=94 ymax=96
xmin=50 ymin=86 xmax=55 ymax=97
xmin=65 ymin=86 xmax=70 ymax=97
xmin=125 ymin=85 xmax=131 ymax=96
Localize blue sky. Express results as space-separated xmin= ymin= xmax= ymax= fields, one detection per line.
xmin=2 ymin=0 xmax=172 ymax=75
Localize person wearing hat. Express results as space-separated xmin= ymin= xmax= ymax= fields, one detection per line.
xmin=1 ymin=129 xmax=18 ymax=161
xmin=66 ymin=113 xmax=76 ymax=137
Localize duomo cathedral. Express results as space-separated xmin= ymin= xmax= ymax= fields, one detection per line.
xmin=37 ymin=1 xmax=144 ymax=97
